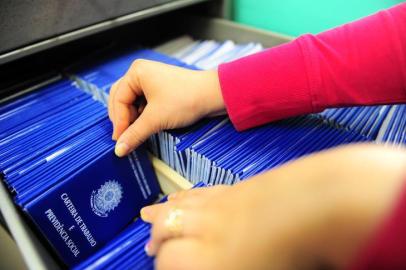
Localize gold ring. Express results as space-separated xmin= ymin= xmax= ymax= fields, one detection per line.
xmin=164 ymin=208 xmax=184 ymax=237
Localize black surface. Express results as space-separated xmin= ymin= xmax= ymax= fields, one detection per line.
xmin=0 ymin=0 xmax=179 ymax=54
xmin=0 ymin=2 xmax=212 ymax=101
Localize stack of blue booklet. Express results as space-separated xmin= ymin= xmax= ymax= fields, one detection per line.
xmin=171 ymin=39 xmax=263 ymax=69
xmin=71 ymin=49 xmax=198 ymax=106
xmin=376 ymin=104 xmax=406 ymax=145
xmin=168 ymin=39 xmax=406 ymax=144
xmin=73 ymin=182 xmax=206 ymax=270
xmin=169 ymin=39 xmax=405 ymax=143
xmin=0 ymin=79 xmax=160 ymax=267
xmin=3 ymin=37 xmax=404 ymax=269
xmin=315 ymin=105 xmax=392 ymax=140
xmin=69 ymin=42 xmax=377 ymax=186
xmin=313 ymin=104 xmax=406 ymax=143
xmin=158 ymin=117 xmax=369 ymax=185
xmin=54 ymin=38 xmax=405 ymax=269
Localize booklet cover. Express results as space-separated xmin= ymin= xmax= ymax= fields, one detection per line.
xmin=0 ymin=79 xmax=161 ymax=267
xmin=73 ymin=182 xmax=207 ymax=270
xmin=22 ymin=146 xmax=160 ymax=267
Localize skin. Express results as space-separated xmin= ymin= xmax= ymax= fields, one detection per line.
xmin=108 ymin=60 xmax=406 ymax=270
xmin=108 ymin=59 xmax=224 ymax=156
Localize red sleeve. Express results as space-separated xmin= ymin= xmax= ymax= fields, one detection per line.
xmin=347 ymin=181 xmax=406 ymax=270
xmin=218 ymin=3 xmax=406 ymax=131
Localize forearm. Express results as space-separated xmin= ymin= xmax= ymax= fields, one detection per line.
xmin=219 ymin=3 xmax=406 ymax=131
xmin=243 ymin=144 xmax=406 ymax=269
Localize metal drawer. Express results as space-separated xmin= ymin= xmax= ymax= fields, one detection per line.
xmin=0 ymin=15 xmax=292 ymax=270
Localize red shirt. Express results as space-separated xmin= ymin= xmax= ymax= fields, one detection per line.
xmin=218 ymin=3 xmax=406 ymax=269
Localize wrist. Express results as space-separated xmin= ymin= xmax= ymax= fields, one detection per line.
xmin=200 ymin=70 xmax=226 ymax=117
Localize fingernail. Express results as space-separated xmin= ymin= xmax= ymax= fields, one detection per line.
xmin=167 ymin=193 xmax=176 ymax=201
xmin=115 ymin=142 xmax=129 ymax=157
xmin=144 ymin=241 xmax=153 ymax=256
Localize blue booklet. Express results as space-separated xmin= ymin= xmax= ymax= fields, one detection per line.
xmin=69 ymin=47 xmax=376 ymax=187
xmin=70 ymin=49 xmax=197 ymax=106
xmin=73 ymin=182 xmax=206 ymax=270
xmin=0 ymin=79 xmax=161 ymax=267
xmin=24 ymin=148 xmax=159 ymax=266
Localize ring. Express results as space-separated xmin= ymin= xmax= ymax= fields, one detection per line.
xmin=164 ymin=208 xmax=184 ymax=237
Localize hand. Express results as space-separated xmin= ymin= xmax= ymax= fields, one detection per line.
xmin=108 ymin=60 xmax=225 ymax=157
xmin=140 ymin=144 xmax=406 ymax=270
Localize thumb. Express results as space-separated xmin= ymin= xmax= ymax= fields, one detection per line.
xmin=114 ymin=106 xmax=160 ymax=157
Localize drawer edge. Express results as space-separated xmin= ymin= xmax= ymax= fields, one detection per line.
xmin=0 ymin=181 xmax=60 ymax=270
xmin=186 ymin=16 xmax=294 ymax=47
xmin=149 ymin=155 xmax=192 ymax=194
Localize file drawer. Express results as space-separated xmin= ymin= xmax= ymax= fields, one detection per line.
xmin=0 ymin=11 xmax=292 ymax=270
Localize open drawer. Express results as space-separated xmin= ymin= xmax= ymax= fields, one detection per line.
xmin=0 ymin=13 xmax=292 ymax=270
xmin=0 ymin=156 xmax=191 ymax=270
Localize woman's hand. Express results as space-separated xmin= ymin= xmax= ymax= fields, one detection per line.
xmin=108 ymin=60 xmax=225 ymax=157
xmin=141 ymin=144 xmax=406 ymax=270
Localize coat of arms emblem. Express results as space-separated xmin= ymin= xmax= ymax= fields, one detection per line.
xmin=91 ymin=180 xmax=123 ymax=217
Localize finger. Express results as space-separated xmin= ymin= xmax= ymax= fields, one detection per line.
xmin=129 ymin=105 xmax=138 ymax=123
xmin=141 ymin=202 xmax=168 ymax=223
xmin=111 ymin=79 xmax=125 ymax=141
xmin=167 ymin=189 xmax=199 ymax=201
xmin=107 ymin=84 xmax=113 ymax=121
xmin=108 ymin=80 xmax=119 ymax=123
xmin=168 ymin=185 xmax=229 ymax=201
xmin=115 ymin=105 xmax=160 ymax=156
xmin=108 ymin=81 xmax=120 ymax=140
xmin=148 ymin=206 xmax=203 ymax=256
xmin=113 ymin=99 xmax=139 ymax=141
xmin=155 ymin=238 xmax=208 ymax=270
xmin=112 ymin=78 xmax=133 ymax=140
xmin=111 ymin=66 xmax=144 ymax=140
xmin=141 ymin=194 xmax=207 ymax=223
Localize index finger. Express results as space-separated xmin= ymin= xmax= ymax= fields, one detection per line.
xmin=111 ymin=68 xmax=143 ymax=139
